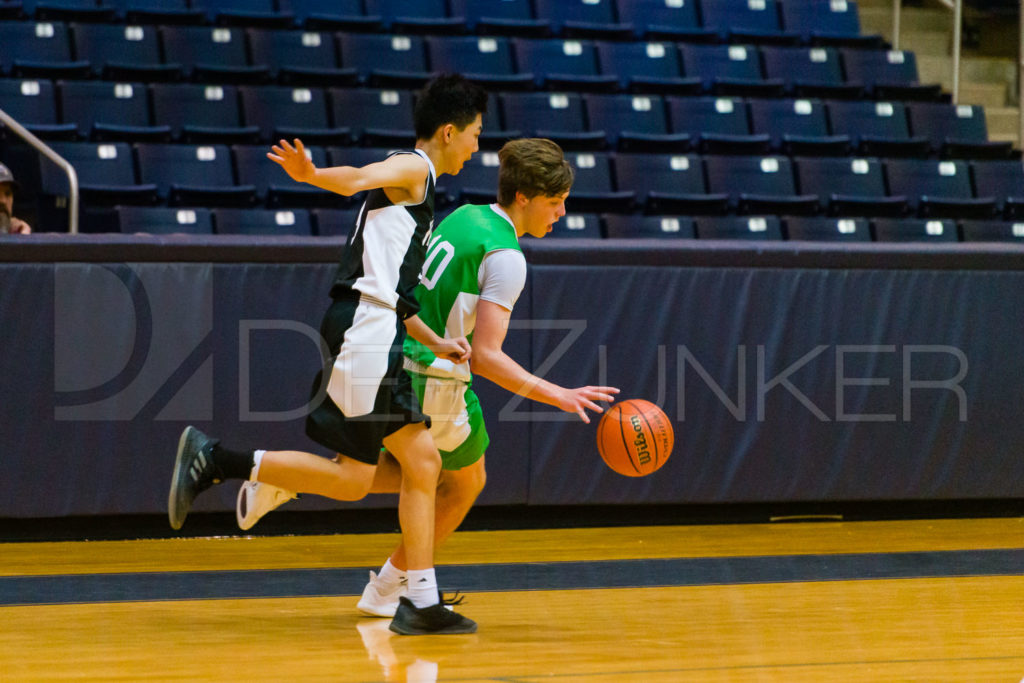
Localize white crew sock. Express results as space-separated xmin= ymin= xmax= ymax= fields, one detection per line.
xmin=406 ymin=568 xmax=439 ymax=608
xmin=376 ymin=558 xmax=406 ymax=591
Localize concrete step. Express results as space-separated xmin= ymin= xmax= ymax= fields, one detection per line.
xmin=899 ymin=29 xmax=950 ymax=55
xmin=958 ymin=82 xmax=1011 ymax=109
xmin=860 ymin=7 xmax=953 ymax=40
xmin=917 ymin=54 xmax=1017 ymax=85
xmin=985 ymin=106 xmax=1020 ymax=144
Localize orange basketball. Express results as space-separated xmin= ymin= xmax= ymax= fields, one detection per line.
xmin=596 ymin=399 xmax=674 ymax=477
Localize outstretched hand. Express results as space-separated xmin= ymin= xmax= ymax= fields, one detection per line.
xmin=267 ymin=139 xmax=315 ymax=184
xmin=556 ymin=386 xmax=620 ymax=424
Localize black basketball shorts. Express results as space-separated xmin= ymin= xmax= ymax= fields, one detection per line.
xmin=305 ymin=291 xmax=430 ymax=464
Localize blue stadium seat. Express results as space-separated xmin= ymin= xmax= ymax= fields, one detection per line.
xmin=781 ymin=0 xmax=865 ymax=43
xmin=908 ymin=103 xmax=1012 ymax=159
xmin=872 ymin=218 xmax=959 ymax=242
xmin=695 ymin=215 xmax=784 ymax=240
xmin=363 ymin=0 xmax=463 ymax=34
xmin=58 ymin=81 xmax=168 ymax=142
xmin=613 ymin=0 xmax=714 ymax=41
xmin=440 ymin=149 xmax=500 ymax=204
xmin=136 ymin=143 xmax=257 ymax=206
xmin=151 ymin=83 xmax=259 ymax=144
xmin=213 ymin=207 xmax=313 ymax=236
xmin=337 ymin=33 xmax=430 ymax=89
xmin=328 ymin=87 xmax=415 ymax=147
xmin=595 ymin=40 xmax=701 ymax=95
xmin=603 ymin=214 xmax=696 ymax=239
xmin=827 ymin=100 xmax=930 ymax=157
xmin=448 ymin=0 xmax=547 ymax=37
xmin=116 ymin=206 xmax=214 ymax=235
xmin=427 ymin=36 xmax=532 ymax=90
xmin=40 ymin=141 xmax=157 ymax=206
xmin=565 ymin=151 xmax=634 ymax=213
xmin=309 ymin=207 xmax=359 ymax=237
xmin=551 ymin=212 xmax=603 ymax=238
xmin=885 ymin=158 xmax=997 ymax=219
xmin=704 ymin=155 xmax=818 ymax=215
xmin=584 ymin=94 xmax=688 ymax=153
xmin=666 ymin=97 xmax=770 ymax=155
xmin=701 ymin=0 xmax=798 ymax=45
xmin=109 ymin=0 xmax=205 ymax=26
xmin=614 ymin=153 xmax=728 ymax=215
xmin=233 ymin=144 xmax=335 ymax=207
xmin=192 ymin=0 xmax=293 ymax=29
xmin=248 ymin=28 xmax=356 ymax=87
xmin=748 ymin=98 xmax=849 ymax=156
xmin=842 ymin=48 xmax=940 ymax=100
xmin=161 ymin=26 xmax=270 ymax=84
xmin=0 ymin=78 xmax=76 ymax=139
xmin=500 ymin=92 xmax=604 ymax=151
xmin=795 ymin=156 xmax=906 ymax=217
xmin=679 ymin=44 xmax=784 ymax=97
xmin=784 ymin=216 xmax=872 ymax=242
xmin=239 ymin=85 xmax=344 ymax=144
xmin=513 ymin=38 xmax=618 ymax=92
xmin=760 ymin=46 xmax=862 ymax=99
xmin=971 ymin=160 xmax=1024 ymax=219
xmin=279 ymin=0 xmax=380 ymax=31
xmin=0 ymin=20 xmax=89 ymax=79
xmin=959 ymin=220 xmax=1024 ymax=242
xmin=24 ymin=0 xmax=115 ymax=23
xmin=533 ymin=0 xmax=632 ymax=40
xmin=71 ymin=23 xmax=179 ymax=82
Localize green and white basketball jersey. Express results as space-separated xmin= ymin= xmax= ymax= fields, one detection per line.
xmin=405 ymin=204 xmax=524 ymax=381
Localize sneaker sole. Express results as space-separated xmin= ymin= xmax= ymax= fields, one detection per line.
xmin=167 ymin=427 xmax=196 ymax=530
xmin=388 ymin=620 xmax=477 ymax=636
xmin=356 ymin=602 xmax=398 ymax=618
xmin=236 ymin=484 xmax=255 ymax=531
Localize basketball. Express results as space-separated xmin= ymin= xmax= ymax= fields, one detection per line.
xmin=596 ymin=399 xmax=674 ymax=477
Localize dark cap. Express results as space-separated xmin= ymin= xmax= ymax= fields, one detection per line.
xmin=0 ymin=163 xmax=19 ymax=189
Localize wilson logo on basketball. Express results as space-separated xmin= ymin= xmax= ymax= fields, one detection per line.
xmin=630 ymin=415 xmax=652 ymax=466
xmin=597 ymin=399 xmax=674 ymax=477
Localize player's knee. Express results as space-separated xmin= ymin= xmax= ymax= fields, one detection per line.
xmin=400 ymin=448 xmax=442 ymax=486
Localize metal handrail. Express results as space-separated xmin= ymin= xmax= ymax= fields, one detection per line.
xmin=0 ymin=107 xmax=79 ymax=234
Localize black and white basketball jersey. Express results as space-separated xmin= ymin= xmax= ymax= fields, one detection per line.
xmin=330 ymin=149 xmax=436 ymax=319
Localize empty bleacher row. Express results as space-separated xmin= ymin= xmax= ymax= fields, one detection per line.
xmin=21 ymin=140 xmax=1024 ymax=229
xmin=72 ymin=205 xmax=1024 ymax=244
xmin=0 ymin=80 xmax=1003 ymax=157
xmin=1 ymin=0 xmax=873 ymax=46
xmin=0 ymin=20 xmax=931 ymax=101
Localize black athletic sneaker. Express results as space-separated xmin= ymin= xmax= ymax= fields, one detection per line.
xmin=168 ymin=425 xmax=220 ymax=530
xmin=389 ymin=596 xmax=477 ymax=635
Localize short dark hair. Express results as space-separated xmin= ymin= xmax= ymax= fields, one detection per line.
xmin=497 ymin=138 xmax=574 ymax=205
xmin=414 ymin=73 xmax=488 ymax=140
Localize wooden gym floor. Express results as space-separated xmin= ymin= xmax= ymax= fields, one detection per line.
xmin=1 ymin=518 xmax=1023 ymax=682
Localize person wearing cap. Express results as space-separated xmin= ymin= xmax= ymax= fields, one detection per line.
xmin=0 ymin=163 xmax=31 ymax=234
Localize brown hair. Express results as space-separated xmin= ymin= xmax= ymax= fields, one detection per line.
xmin=496 ymin=138 xmax=574 ymax=206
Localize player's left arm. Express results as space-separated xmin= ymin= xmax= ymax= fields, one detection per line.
xmin=471 ymin=299 xmax=618 ymax=424
xmin=404 ymin=314 xmax=471 ymax=364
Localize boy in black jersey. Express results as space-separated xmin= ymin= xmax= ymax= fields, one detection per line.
xmin=168 ymin=74 xmax=486 ymax=635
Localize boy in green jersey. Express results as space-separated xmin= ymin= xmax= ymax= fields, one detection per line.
xmin=237 ymin=139 xmax=619 ymax=616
